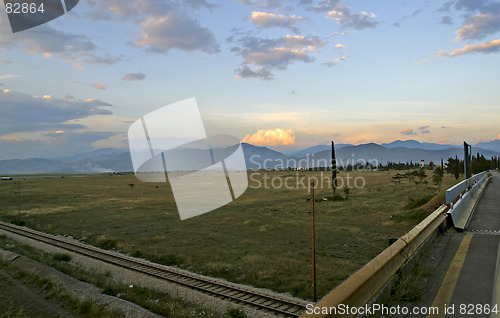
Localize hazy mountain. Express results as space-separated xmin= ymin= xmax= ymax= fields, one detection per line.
xmin=289 ymin=143 xmax=352 ymax=158
xmin=382 ymin=140 xmax=460 ymax=151
xmin=1 ymin=141 xmax=498 ymax=175
xmin=54 ymin=148 xmax=123 ymax=163
xmin=474 ymin=139 xmax=500 ymax=154
xmin=0 ymin=158 xmax=77 ymax=175
xmin=305 ymin=144 xmax=500 ymax=168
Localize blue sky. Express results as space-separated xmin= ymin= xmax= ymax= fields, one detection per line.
xmin=0 ymin=0 xmax=499 ymax=159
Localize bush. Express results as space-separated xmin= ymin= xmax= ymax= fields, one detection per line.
xmin=53 ymin=253 xmax=71 ymax=262
xmin=404 ymin=195 xmax=433 ymax=210
xmin=226 ymin=306 xmax=247 ymax=318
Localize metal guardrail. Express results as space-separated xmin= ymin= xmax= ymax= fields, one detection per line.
xmin=300 ymin=205 xmax=448 ymax=318
xmin=447 ymin=171 xmax=489 ymax=230
xmin=445 ymin=171 xmax=487 ymax=204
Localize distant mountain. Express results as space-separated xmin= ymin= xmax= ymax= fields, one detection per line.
xmin=474 ymin=139 xmax=500 ymax=154
xmin=382 ymin=139 xmax=460 ymax=151
xmin=0 ymin=158 xmax=77 ymax=175
xmin=289 ymin=143 xmax=352 ymax=158
xmin=302 ymin=143 xmax=500 ymax=168
xmin=54 ymin=148 xmax=123 ymax=163
xmin=1 ymin=141 xmax=498 ymax=175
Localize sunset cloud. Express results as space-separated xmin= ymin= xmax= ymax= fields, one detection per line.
xmin=0 ymin=136 xmax=23 ymax=142
xmin=91 ymin=82 xmax=106 ymax=90
xmin=242 ymin=128 xmax=296 ymax=146
xmin=400 ymin=128 xmax=417 ymax=136
xmin=419 ymin=39 xmax=500 ymax=63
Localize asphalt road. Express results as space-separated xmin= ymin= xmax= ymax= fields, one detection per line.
xmin=423 ymin=171 xmax=500 ymax=318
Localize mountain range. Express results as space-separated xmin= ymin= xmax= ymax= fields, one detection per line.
xmin=0 ymin=139 xmax=499 ymax=175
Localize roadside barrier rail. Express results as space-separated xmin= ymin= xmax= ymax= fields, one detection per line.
xmin=301 ymin=205 xmax=448 ymax=318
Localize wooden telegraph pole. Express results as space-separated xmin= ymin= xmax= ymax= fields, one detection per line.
xmin=310 ymin=182 xmax=316 ymax=302
xmin=331 ymin=141 xmax=337 ymax=196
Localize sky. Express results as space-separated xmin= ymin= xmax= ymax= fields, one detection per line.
xmin=0 ymin=0 xmax=499 ymax=159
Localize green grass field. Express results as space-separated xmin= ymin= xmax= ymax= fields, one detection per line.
xmin=0 ymin=170 xmax=456 ymax=300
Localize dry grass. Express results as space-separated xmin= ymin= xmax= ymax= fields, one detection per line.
xmin=0 ymin=170 xmax=456 ymax=300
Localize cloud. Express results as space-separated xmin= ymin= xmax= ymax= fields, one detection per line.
xmin=86 ymin=0 xmax=219 ymax=55
xmin=322 ymin=56 xmax=346 ymax=67
xmin=449 ymin=39 xmax=500 ymax=57
xmin=421 ymin=130 xmax=430 ymax=134
xmin=135 ymin=14 xmax=220 ymax=54
xmin=307 ymin=0 xmax=341 ymax=13
xmin=0 ymin=15 xmax=119 ymax=67
xmin=441 ymin=16 xmax=454 ymax=25
xmin=231 ymin=33 xmax=325 ymax=80
xmin=0 ymin=136 xmax=23 ymax=142
xmin=441 ymin=126 xmax=451 ymax=129
xmin=438 ymin=0 xmax=500 ymax=41
xmin=0 ymin=89 xmax=112 ymax=135
xmin=325 ymin=3 xmax=379 ymax=30
xmin=0 ymin=59 xmax=14 ymax=65
xmin=335 ymin=43 xmax=345 ymax=48
xmin=0 ymin=74 xmax=20 ymax=80
xmin=419 ymin=126 xmax=430 ymax=130
xmin=456 ymin=13 xmax=500 ymax=41
xmin=437 ymin=138 xmax=449 ymax=144
xmin=249 ymin=11 xmax=304 ymax=32
xmin=400 ymin=128 xmax=417 ymax=136
xmin=235 ymin=65 xmax=274 ymax=80
xmin=91 ymin=82 xmax=106 ymax=90
xmin=122 ymin=72 xmax=146 ymax=81
xmin=420 ymin=39 xmax=500 ymax=62
xmin=242 ymin=128 xmax=296 ymax=146
xmin=238 ymin=0 xmax=292 ymax=10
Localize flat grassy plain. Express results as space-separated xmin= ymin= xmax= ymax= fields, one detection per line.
xmin=0 ymin=170 xmax=456 ymax=300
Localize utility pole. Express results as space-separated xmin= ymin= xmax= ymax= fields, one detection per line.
xmin=310 ymin=182 xmax=316 ymax=302
xmin=331 ymin=141 xmax=337 ymax=196
xmin=17 ymin=179 xmax=21 ymax=224
xmin=464 ymin=142 xmax=472 ymax=188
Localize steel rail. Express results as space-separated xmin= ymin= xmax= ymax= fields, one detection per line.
xmin=0 ymin=221 xmax=307 ymax=317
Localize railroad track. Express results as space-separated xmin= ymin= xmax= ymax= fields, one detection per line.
xmin=0 ymin=221 xmax=307 ymax=317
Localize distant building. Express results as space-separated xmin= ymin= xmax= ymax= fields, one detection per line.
xmin=420 ymin=160 xmax=425 ymax=168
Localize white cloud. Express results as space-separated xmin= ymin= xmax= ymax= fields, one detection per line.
xmin=249 ymin=11 xmax=304 ymax=32
xmin=335 ymin=43 xmax=345 ymax=48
